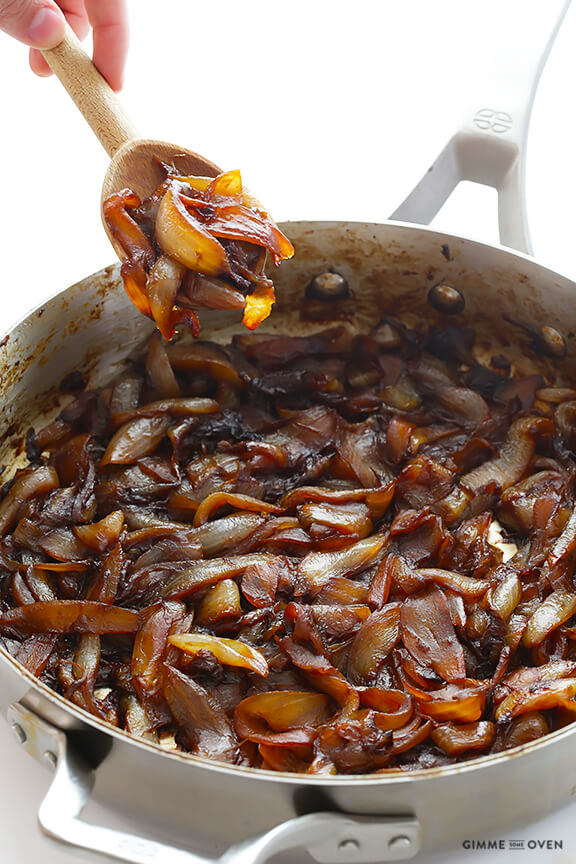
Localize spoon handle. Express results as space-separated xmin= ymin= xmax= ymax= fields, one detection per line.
xmin=41 ymin=21 xmax=140 ymax=158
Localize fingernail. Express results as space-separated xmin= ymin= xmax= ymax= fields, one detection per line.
xmin=28 ymin=7 xmax=65 ymax=47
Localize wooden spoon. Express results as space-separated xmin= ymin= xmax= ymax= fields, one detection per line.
xmin=41 ymin=22 xmax=222 ymax=259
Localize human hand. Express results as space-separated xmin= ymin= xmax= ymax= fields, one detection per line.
xmin=0 ymin=0 xmax=128 ymax=91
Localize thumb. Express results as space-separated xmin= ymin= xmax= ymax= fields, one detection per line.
xmin=0 ymin=0 xmax=65 ymax=48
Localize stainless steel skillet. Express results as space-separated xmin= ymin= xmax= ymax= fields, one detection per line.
xmin=0 ymin=3 xmax=575 ymax=862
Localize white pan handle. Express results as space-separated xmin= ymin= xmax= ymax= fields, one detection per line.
xmin=7 ymin=702 xmax=420 ymax=864
xmin=390 ymin=0 xmax=571 ymax=254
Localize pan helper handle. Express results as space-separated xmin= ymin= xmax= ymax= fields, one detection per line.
xmin=7 ymin=701 xmax=420 ymax=864
xmin=390 ymin=0 xmax=571 ymax=255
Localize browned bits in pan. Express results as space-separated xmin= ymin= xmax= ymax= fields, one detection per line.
xmin=1 ymin=313 xmax=575 ymax=775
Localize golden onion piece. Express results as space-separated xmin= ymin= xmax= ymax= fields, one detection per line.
xmin=146 ymin=253 xmax=186 ymax=340
xmin=169 ymin=633 xmax=269 ymax=676
xmin=155 ymin=187 xmax=230 ymax=275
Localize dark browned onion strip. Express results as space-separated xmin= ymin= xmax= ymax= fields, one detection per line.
xmin=400 ymin=587 xmax=466 ymax=682
xmin=0 ymin=466 xmax=59 ymax=535
xmin=0 ymin=601 xmax=139 ymax=635
xmin=163 ymin=665 xmax=238 ymax=762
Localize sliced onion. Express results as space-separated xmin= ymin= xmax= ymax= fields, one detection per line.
xmin=297 ymin=531 xmax=388 ymax=594
xmin=194 ymin=513 xmax=264 ymax=556
xmin=503 ymin=712 xmax=550 ymax=748
xmin=162 ymin=553 xmax=275 ymax=598
xmin=406 ymin=679 xmax=488 ymax=722
xmin=358 ymin=688 xmax=413 ymax=731
xmin=391 ymin=717 xmax=433 ymax=754
xmin=14 ymin=633 xmax=58 ymax=676
xmin=131 ymin=600 xmax=185 ymax=697
xmin=163 ymin=665 xmax=237 ymax=762
xmin=234 ymin=691 xmax=333 ymax=745
xmin=522 ymin=591 xmax=576 ymax=648
xmin=536 ymin=388 xmax=576 ymax=403
xmin=241 ymin=558 xmax=283 ymax=608
xmin=146 ymin=253 xmax=186 ymax=339
xmin=431 ymin=721 xmax=495 ymax=755
xmin=166 ymin=341 xmax=244 ymax=386
xmin=281 ymin=481 xmax=395 ymax=520
xmin=196 ymin=579 xmax=241 ymax=626
xmin=543 ymin=507 xmax=576 ymax=573
xmin=243 ymin=281 xmax=276 ymax=330
xmin=185 ymin=274 xmax=246 ymax=311
xmin=204 ymin=201 xmax=294 ymax=264
xmin=435 ymin=387 xmax=489 ymax=425
xmin=155 ymin=187 xmax=229 ymax=275
xmin=146 ymin=331 xmax=180 ymax=398
xmin=258 ymin=743 xmax=313 ymax=773
xmin=415 ymin=568 xmax=490 ymax=598
xmin=462 ymin=416 xmax=553 ymax=493
xmin=101 ymin=416 xmax=170 ymax=466
xmin=170 ymin=632 xmax=268 ymax=676
xmin=102 ymin=189 xmax=155 ymax=267
xmin=113 ymin=397 xmax=219 ymax=426
xmin=315 ymin=577 xmax=370 ymax=606
xmin=500 ymin=659 xmax=576 ymax=691
xmin=347 ymin=604 xmax=401 ymax=685
xmin=297 ymin=501 xmax=372 ymax=538
xmin=0 ymin=466 xmax=59 ymax=535
xmin=400 ymin=587 xmax=466 ymax=682
xmin=0 ymin=601 xmax=139 ymax=635
xmin=193 ymin=492 xmax=282 ymax=526
xmin=74 ymin=510 xmax=124 ymax=553
xmin=488 ymin=571 xmax=522 ymax=621
xmin=495 ymin=677 xmax=576 ymax=723
xmin=310 ymin=605 xmax=371 ymax=639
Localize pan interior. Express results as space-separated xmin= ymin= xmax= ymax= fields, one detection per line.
xmin=1 ymin=219 xmax=575 ymax=778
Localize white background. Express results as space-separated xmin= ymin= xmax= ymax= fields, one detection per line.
xmin=1 ymin=0 xmax=576 ymax=861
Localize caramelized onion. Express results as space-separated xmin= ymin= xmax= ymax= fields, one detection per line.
xmin=0 ymin=466 xmax=59 ymax=535
xmin=431 ymin=721 xmax=495 ymax=755
xmin=146 ymin=254 xmax=186 ymax=339
xmin=104 ymin=169 xmax=293 ymax=337
xmin=196 ymin=579 xmax=241 ymax=625
xmin=522 ymin=591 xmax=576 ymax=648
xmin=407 ymin=680 xmax=488 ymax=722
xmin=495 ymin=678 xmax=576 ymax=724
xmin=400 ymin=587 xmax=466 ymax=682
xmin=347 ymin=604 xmax=401 ymax=684
xmin=297 ymin=532 xmax=388 ymax=594
xmin=163 ymin=665 xmax=237 ymax=761
xmin=162 ymin=553 xmax=275 ymax=598
xmin=156 ymin=187 xmax=229 ymax=275
xmin=169 ymin=633 xmax=269 ymax=676
xmin=0 ymin=601 xmax=138 ymax=635
xmin=234 ymin=691 xmax=333 ymax=745
xmin=415 ymin=568 xmax=490 ymax=598
xmin=462 ymin=417 xmax=553 ymax=492
xmin=101 ymin=416 xmax=170 ymax=466
xmin=193 ymin=492 xmax=282 ymax=526
xmin=132 ymin=600 xmax=185 ymax=697
xmin=74 ymin=510 xmax=124 ymax=553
